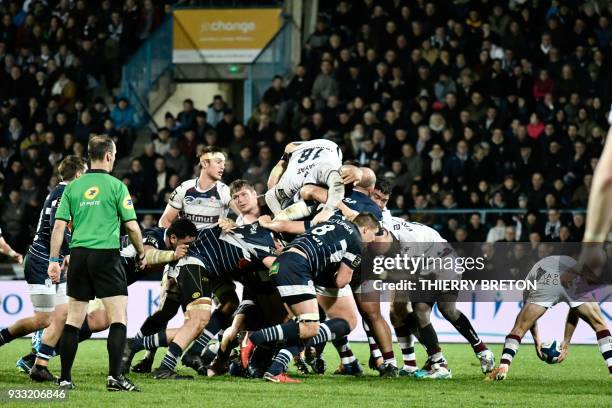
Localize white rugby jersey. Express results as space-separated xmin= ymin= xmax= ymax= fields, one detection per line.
xmin=383 ymin=216 xmax=446 ymax=258
xmin=168 ymin=179 xmax=230 ymax=229
xmin=280 ymin=139 xmax=343 ymax=198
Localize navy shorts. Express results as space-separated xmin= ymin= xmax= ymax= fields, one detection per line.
xmin=269 ymin=251 xmax=316 ymax=305
xmin=24 ymin=252 xmax=66 ymax=285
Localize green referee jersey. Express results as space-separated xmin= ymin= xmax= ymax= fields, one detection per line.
xmin=55 ymin=169 xmax=137 ymax=249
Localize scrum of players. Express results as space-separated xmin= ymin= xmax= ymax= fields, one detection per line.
xmin=0 ymin=137 xmax=610 ymax=386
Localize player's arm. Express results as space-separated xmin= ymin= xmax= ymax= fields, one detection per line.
xmin=339 ymin=164 xmax=363 ymax=185
xmin=311 ymin=170 xmax=344 ymax=225
xmin=159 ymin=204 xmax=180 ymax=229
xmin=558 ymin=308 xmax=580 ymax=363
xmin=124 ymin=220 xmax=145 ymax=264
xmin=335 ymin=262 xmax=354 ymax=288
xmin=48 ymin=219 xmax=67 ymax=283
xmin=583 ymin=118 xmax=612 ymax=243
xmin=262 ymin=255 xmax=277 ymax=269
xmin=0 ymin=236 xmax=22 ymax=263
xmin=143 ymin=243 xmax=189 ymax=266
xmin=529 ymin=320 xmax=544 ymax=360
xmin=159 ymin=184 xmax=184 ymax=228
xmin=300 ymin=185 xmax=358 ymax=220
xmin=258 ymin=215 xmax=306 ymax=235
xmin=267 ymin=158 xmax=287 ymax=189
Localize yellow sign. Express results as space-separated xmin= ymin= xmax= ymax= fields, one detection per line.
xmin=173 ymin=8 xmax=282 ymax=63
xmin=84 ymin=186 xmax=100 ymax=200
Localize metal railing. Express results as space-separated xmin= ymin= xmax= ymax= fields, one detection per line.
xmin=244 ymin=17 xmax=294 ymax=121
xmin=120 ymin=17 xmax=174 ymax=128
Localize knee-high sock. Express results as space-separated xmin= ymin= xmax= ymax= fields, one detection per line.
xmin=500 ymin=334 xmax=521 ymax=367
xmin=305 ymin=319 xmax=350 ymax=347
xmin=419 ymin=324 xmax=444 ymax=361
xmin=448 ymin=312 xmax=487 ymax=353
xmin=394 ymin=324 xmax=416 ymax=369
xmin=160 ymin=342 xmax=183 ymax=371
xmin=332 ymin=336 xmax=356 ymax=365
xmin=107 ymin=323 xmax=127 ymax=378
xmin=188 ymin=309 xmax=226 ymax=355
xmin=59 ymin=324 xmax=80 ymax=382
xmin=363 ymin=320 xmax=382 ymax=359
xmin=596 ymin=330 xmax=612 ymax=374
xmin=132 ymin=330 xmax=168 ymax=353
xmin=249 ymin=320 xmax=300 ymax=346
xmin=266 ymin=344 xmax=301 ymax=375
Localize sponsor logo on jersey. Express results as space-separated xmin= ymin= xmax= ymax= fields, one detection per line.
xmin=84 ymin=186 xmax=100 ymax=200
xmin=123 ymin=196 xmax=134 ymax=209
xmin=268 ymin=262 xmax=279 ymax=276
xmin=192 ymin=291 xmax=201 ymax=299
xmin=185 ymin=214 xmax=220 ymax=224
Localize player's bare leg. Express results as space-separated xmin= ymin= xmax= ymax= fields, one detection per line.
xmin=490 ymin=303 xmax=547 ymax=381
xmin=154 ymin=298 xmax=212 ymax=380
xmin=572 ymin=303 xmax=612 ymax=377
xmin=412 ymin=302 xmax=452 ymax=379
xmin=356 ymin=298 xmax=397 ymax=377
xmin=390 ymin=300 xmax=419 ymax=376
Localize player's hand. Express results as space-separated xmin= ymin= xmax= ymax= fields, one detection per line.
xmin=173 ymin=244 xmax=189 ymax=260
xmin=341 ymin=208 xmax=359 ymax=221
xmin=219 ymin=218 xmax=237 ymax=232
xmin=61 ymin=255 xmax=70 ymax=271
xmin=340 ymin=166 xmax=362 ymax=185
xmin=11 ymin=251 xmax=23 ymax=264
xmin=569 ymin=244 xmax=607 ymax=285
xmin=557 ymin=341 xmax=569 ymax=363
xmin=48 ymin=262 xmax=61 ymax=283
xmin=311 ymin=208 xmax=334 ymax=226
xmin=534 ymin=339 xmax=544 ymax=361
xmin=258 ymin=215 xmax=273 ymax=228
xmin=136 ymin=253 xmax=147 ymax=271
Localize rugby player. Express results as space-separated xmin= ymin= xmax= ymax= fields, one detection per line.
xmin=0 ymin=157 xmax=85 ymax=364
xmin=159 ymin=146 xmax=232 ymax=230
xmin=28 ymin=218 xmax=196 ymax=382
xmin=125 ymin=223 xmax=280 ymax=380
xmin=370 ymin=182 xmax=495 ymax=378
xmin=243 ymin=213 xmax=380 ymax=382
xmin=291 ymin=169 xmax=397 ymax=377
xmin=265 ymin=139 xmax=362 ymax=225
xmin=490 ymin=249 xmax=612 ymax=380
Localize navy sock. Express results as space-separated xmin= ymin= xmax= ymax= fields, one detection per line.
xmin=59 ymin=324 xmax=80 ymax=382
xmin=188 ymin=309 xmax=225 ymax=355
xmin=305 ymin=319 xmax=350 ymax=347
xmin=160 ymin=342 xmax=183 ymax=371
xmin=267 ymin=344 xmax=301 ymax=375
xmin=36 ymin=343 xmax=55 ymax=362
xmin=0 ymin=328 xmax=15 ymax=346
xmin=249 ymin=320 xmax=299 ymax=345
xmin=107 ymin=323 xmax=127 ymax=378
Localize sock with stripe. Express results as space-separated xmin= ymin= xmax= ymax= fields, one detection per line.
xmin=305 ymin=319 xmax=351 ymax=347
xmin=160 ymin=342 xmax=183 ymax=371
xmin=107 ymin=323 xmax=127 ymax=378
xmin=596 ymin=329 xmax=612 ymax=374
xmin=395 ymin=324 xmax=417 ymax=370
xmin=267 ymin=344 xmax=301 ymax=375
xmin=420 ymin=324 xmax=444 ymax=362
xmin=188 ymin=309 xmax=226 ymax=356
xmin=449 ymin=312 xmax=487 ymax=353
xmin=363 ymin=320 xmax=382 ymax=360
xmin=249 ymin=320 xmax=299 ymax=345
xmin=0 ymin=328 xmax=15 ymax=346
xmin=332 ymin=336 xmax=356 ymax=365
xmin=36 ymin=343 xmax=56 ymax=363
xmin=500 ymin=334 xmax=521 ymax=368
xmin=133 ymin=330 xmax=168 ymax=353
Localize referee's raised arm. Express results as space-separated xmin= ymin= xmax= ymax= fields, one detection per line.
xmin=47 ymin=135 xmax=144 ymax=392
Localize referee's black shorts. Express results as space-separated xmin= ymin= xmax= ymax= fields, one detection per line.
xmin=67 ymin=247 xmax=127 ymax=300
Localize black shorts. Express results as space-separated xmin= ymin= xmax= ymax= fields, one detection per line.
xmin=269 ymin=251 xmax=316 ymax=305
xmin=175 ymin=264 xmax=213 ymax=310
xmin=67 ymin=247 xmax=127 ymax=301
xmin=24 ymin=252 xmax=66 ymax=285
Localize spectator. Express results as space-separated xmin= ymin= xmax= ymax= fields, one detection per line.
xmin=177 ymin=98 xmax=197 ymax=130
xmin=1 ymin=190 xmax=26 ymax=251
xmin=153 ymin=127 xmax=171 ymax=156
xmin=164 ymin=141 xmax=190 ymax=180
xmin=110 ymin=97 xmax=136 ymax=155
xmin=207 ymin=95 xmax=226 ymax=127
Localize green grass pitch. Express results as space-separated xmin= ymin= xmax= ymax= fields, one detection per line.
xmin=0 ymin=339 xmax=610 ymax=407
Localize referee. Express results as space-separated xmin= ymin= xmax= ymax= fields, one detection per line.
xmin=48 ymin=135 xmax=147 ymax=391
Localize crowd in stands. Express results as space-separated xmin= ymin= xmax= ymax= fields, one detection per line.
xmin=1 ymin=0 xmax=612 ymax=253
